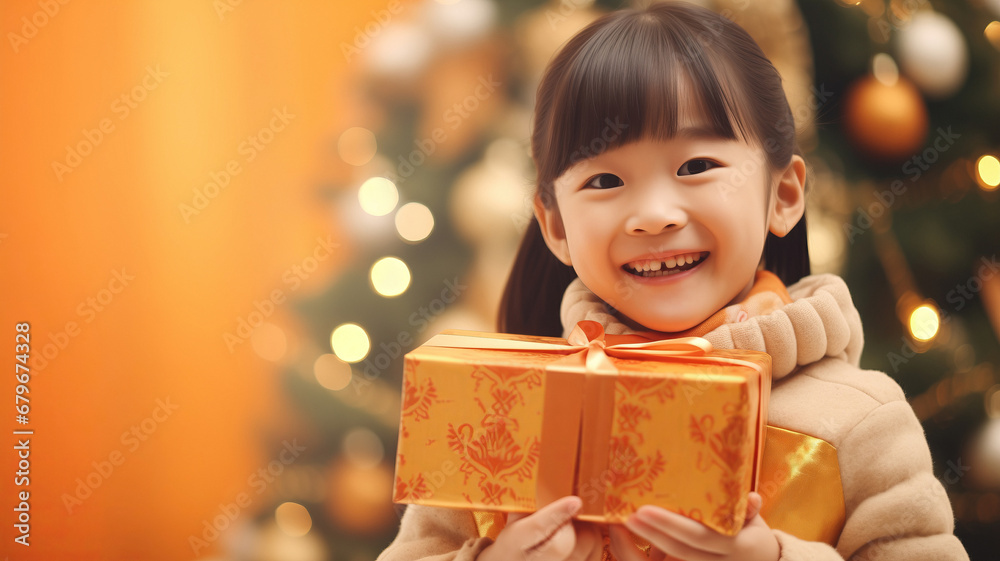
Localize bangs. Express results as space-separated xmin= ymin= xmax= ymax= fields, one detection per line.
xmin=540 ymin=12 xmax=754 ymax=184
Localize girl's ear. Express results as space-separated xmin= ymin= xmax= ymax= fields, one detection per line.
xmin=533 ymin=193 xmax=573 ymax=266
xmin=768 ymin=154 xmax=807 ymax=238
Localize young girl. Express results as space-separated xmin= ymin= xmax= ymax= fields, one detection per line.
xmin=379 ymin=3 xmax=970 ymax=560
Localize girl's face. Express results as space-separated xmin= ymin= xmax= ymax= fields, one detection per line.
xmin=535 ymin=107 xmax=805 ymax=333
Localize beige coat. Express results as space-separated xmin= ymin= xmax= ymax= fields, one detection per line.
xmin=377 ymin=274 xmax=970 ymax=561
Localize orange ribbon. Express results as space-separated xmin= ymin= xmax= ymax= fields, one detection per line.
xmin=422 ymin=320 xmax=771 ymax=520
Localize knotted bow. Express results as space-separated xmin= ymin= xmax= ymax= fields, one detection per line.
xmin=425 ymin=319 xmax=714 ymax=373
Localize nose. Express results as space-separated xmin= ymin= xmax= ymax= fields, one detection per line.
xmin=623 ymin=188 xmax=688 ymax=235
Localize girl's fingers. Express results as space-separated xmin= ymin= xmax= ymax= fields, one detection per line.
xmin=526 ymin=518 xmax=578 ymax=560
xmin=508 ymin=495 xmax=580 ymax=529
xmin=625 ymin=517 xmax=726 ymax=561
xmin=626 ymin=506 xmax=732 ymax=555
xmin=507 ymin=496 xmax=583 ymax=559
xmin=744 ymin=492 xmax=762 ymax=525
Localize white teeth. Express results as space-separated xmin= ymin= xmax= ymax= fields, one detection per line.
xmin=625 ymin=252 xmax=707 ymax=276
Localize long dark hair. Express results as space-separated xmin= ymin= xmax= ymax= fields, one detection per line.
xmin=499 ymin=2 xmax=810 ymax=336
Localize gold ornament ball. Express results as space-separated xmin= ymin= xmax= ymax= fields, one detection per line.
xmin=325 ymin=458 xmax=397 ymax=535
xmin=843 ymin=75 xmax=928 ymax=163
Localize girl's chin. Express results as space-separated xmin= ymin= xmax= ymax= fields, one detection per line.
xmin=618 ymin=310 xmax=710 ymax=334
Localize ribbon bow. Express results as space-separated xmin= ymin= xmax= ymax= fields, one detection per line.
xmin=425 ymin=319 xmax=714 ymax=374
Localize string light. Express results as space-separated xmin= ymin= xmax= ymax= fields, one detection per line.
xmin=358 ymin=177 xmax=399 ymax=216
xmin=331 ymin=323 xmax=370 ymax=363
xmin=908 ymin=304 xmax=940 ymax=342
xmin=251 ymin=322 xmax=287 ymax=362
xmin=872 ymin=53 xmax=899 ymax=86
xmin=343 ymin=427 xmax=385 ymax=469
xmin=985 ymin=21 xmax=1000 ymax=50
xmin=314 ymin=354 xmax=352 ymax=391
xmin=395 ymin=202 xmax=434 ymax=242
xmin=275 ymin=502 xmax=313 ymax=537
xmin=370 ymin=257 xmax=411 ymax=297
xmin=909 ymin=364 xmax=995 ymax=421
xmin=986 ymin=384 xmax=1000 ymax=419
xmin=338 ymin=127 xmax=377 ymax=166
xmin=975 ymin=155 xmax=1000 ymax=190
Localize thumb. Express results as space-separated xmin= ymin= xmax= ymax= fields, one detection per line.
xmin=508 ymin=495 xmax=581 ymax=526
xmin=744 ymin=492 xmax=762 ymax=525
xmin=509 ymin=496 xmax=583 ymax=551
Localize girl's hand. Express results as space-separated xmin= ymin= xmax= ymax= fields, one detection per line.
xmin=607 ymin=492 xmax=780 ymax=561
xmin=479 ymin=496 xmax=603 ymax=561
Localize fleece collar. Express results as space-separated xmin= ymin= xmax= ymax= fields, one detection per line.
xmin=559 ymin=273 xmax=864 ymax=380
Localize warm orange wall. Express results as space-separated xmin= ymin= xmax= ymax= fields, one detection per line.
xmin=0 ymin=1 xmax=394 ymax=558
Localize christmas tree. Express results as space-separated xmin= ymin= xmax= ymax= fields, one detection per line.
xmin=224 ymin=1 xmax=1000 ymax=559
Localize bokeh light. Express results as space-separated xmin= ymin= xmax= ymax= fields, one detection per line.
xmin=909 ymin=304 xmax=940 ymax=342
xmin=976 ymin=155 xmax=1000 ymax=190
xmin=342 ymin=427 xmax=385 ymax=469
xmin=275 ymin=502 xmax=313 ymax=537
xmin=338 ymin=127 xmax=377 ymax=166
xmin=313 ymin=354 xmax=352 ymax=391
xmin=395 ymin=202 xmax=435 ymax=242
xmin=370 ymin=257 xmax=411 ymax=297
xmin=358 ymin=177 xmax=399 ymax=216
xmin=985 ymin=21 xmax=1000 ymax=50
xmin=330 ymin=323 xmax=370 ymax=363
xmin=251 ymin=322 xmax=287 ymax=362
xmin=872 ymin=53 xmax=899 ymax=86
xmin=986 ymin=384 xmax=1000 ymax=419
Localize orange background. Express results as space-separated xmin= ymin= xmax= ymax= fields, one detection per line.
xmin=0 ymin=0 xmax=393 ymax=558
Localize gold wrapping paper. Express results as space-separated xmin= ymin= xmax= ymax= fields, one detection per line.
xmin=473 ymin=425 xmax=846 ymax=549
xmin=393 ymin=321 xmax=772 ymax=536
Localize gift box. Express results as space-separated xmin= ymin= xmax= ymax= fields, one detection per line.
xmin=392 ymin=320 xmax=771 ymax=536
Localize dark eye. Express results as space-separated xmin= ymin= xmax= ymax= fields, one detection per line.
xmin=677 ymin=159 xmax=720 ymax=176
xmin=584 ymin=173 xmax=624 ymax=189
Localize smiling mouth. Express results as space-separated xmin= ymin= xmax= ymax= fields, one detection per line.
xmin=622 ymin=251 xmax=709 ymax=278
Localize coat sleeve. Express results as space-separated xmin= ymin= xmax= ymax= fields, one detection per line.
xmin=377 ymin=505 xmax=495 ymax=561
xmin=769 ymin=399 xmax=970 ymax=561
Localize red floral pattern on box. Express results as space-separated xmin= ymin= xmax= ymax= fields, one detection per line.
xmin=445 ymin=364 xmax=542 ymax=505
